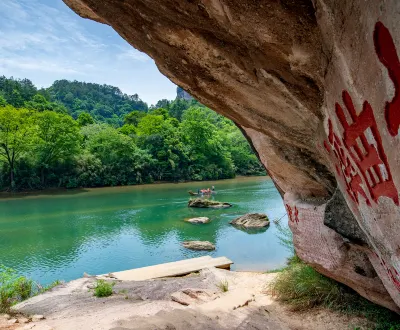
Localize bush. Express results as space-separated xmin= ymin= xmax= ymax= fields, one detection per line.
xmin=217 ymin=279 xmax=229 ymax=292
xmin=269 ymin=258 xmax=344 ymax=310
xmin=93 ymin=280 xmax=114 ymax=298
xmin=0 ymin=265 xmax=33 ymax=312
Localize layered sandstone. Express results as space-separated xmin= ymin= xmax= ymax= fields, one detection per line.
xmin=64 ymin=0 xmax=400 ymax=311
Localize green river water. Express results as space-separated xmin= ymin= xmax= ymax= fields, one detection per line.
xmin=0 ymin=176 xmax=290 ymax=285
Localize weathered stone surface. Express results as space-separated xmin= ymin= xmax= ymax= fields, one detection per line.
xmin=171 ymin=288 xmax=217 ymax=306
xmin=182 ymin=241 xmax=215 ymax=251
xmin=18 ymin=317 xmax=30 ymax=324
xmin=185 ymin=217 xmax=210 ymax=224
xmin=230 ymin=213 xmax=270 ymax=228
xmin=64 ymin=0 xmax=400 ymax=311
xmin=324 ymin=189 xmax=368 ymax=246
xmin=188 ymin=198 xmax=232 ymax=209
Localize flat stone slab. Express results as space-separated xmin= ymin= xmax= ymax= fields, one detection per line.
xmin=182 ymin=241 xmax=216 ymax=250
xmin=98 ymin=256 xmax=232 ymax=281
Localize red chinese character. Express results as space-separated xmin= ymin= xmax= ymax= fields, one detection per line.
xmin=325 ymin=118 xmax=370 ymax=205
xmin=379 ymin=256 xmax=400 ymax=292
xmin=285 ymin=204 xmax=299 ymax=223
xmin=294 ymin=206 xmax=299 ymax=223
xmin=374 ymin=21 xmax=400 ymax=136
xmin=335 ymin=91 xmax=399 ymax=205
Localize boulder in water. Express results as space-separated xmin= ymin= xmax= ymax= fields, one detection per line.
xmin=188 ymin=198 xmax=232 ymax=209
xmin=185 ymin=217 xmax=210 ymax=224
xmin=230 ymin=213 xmax=270 ymax=229
xmin=182 ymin=241 xmax=215 ymax=250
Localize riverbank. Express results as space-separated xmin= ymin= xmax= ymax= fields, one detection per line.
xmin=7 ymin=267 xmax=372 ymax=330
xmin=0 ymin=175 xmax=268 ymax=200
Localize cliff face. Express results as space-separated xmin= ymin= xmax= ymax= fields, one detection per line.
xmin=64 ymin=0 xmax=400 ymax=311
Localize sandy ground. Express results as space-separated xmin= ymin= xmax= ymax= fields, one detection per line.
xmin=2 ymin=268 xmax=372 ymax=330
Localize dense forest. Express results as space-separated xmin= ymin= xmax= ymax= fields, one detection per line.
xmin=0 ymin=76 xmax=264 ymax=191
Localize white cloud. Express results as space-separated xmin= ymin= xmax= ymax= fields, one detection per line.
xmin=0 ymin=0 xmax=176 ymax=104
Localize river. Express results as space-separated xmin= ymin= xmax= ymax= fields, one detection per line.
xmin=0 ymin=176 xmax=290 ymax=284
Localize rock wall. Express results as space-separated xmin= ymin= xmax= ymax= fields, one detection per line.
xmin=64 ymin=0 xmax=400 ymax=311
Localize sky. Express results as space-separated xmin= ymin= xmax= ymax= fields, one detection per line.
xmin=0 ymin=0 xmax=177 ymax=105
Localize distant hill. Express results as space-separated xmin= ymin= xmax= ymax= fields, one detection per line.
xmin=48 ymin=80 xmax=148 ymax=121
xmin=0 ymin=76 xmax=148 ymax=125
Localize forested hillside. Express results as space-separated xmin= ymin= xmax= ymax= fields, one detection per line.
xmin=0 ymin=76 xmax=265 ymax=191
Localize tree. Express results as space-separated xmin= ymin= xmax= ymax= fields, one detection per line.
xmin=34 ymin=111 xmax=81 ymax=186
xmin=136 ymin=115 xmax=164 ymax=136
xmin=169 ymin=98 xmax=189 ymax=121
xmin=181 ymin=107 xmax=235 ymax=180
xmin=0 ymin=96 xmax=7 ymax=107
xmin=77 ymin=112 xmax=95 ymax=127
xmin=83 ymin=124 xmax=153 ymax=185
xmin=24 ymin=94 xmax=53 ymax=112
xmin=0 ymin=106 xmax=35 ymax=189
xmin=124 ymin=110 xmax=146 ymax=126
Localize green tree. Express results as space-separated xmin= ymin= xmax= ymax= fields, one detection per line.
xmin=169 ymin=98 xmax=189 ymax=121
xmin=34 ymin=111 xmax=82 ymax=186
xmin=181 ymin=107 xmax=234 ymax=180
xmin=82 ymin=124 xmax=153 ymax=185
xmin=0 ymin=106 xmax=35 ymax=189
xmin=124 ymin=110 xmax=146 ymax=126
xmin=0 ymin=95 xmax=7 ymax=107
xmin=77 ymin=112 xmax=95 ymax=127
xmin=136 ymin=115 xmax=164 ymax=136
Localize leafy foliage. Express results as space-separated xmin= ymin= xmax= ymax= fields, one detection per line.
xmin=0 ymin=265 xmax=33 ymax=312
xmin=48 ymin=79 xmax=148 ymax=122
xmin=0 ymin=76 xmax=265 ymax=191
xmin=93 ymin=280 xmax=114 ymax=298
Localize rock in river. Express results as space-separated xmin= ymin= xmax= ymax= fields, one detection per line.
xmin=230 ymin=213 xmax=270 ymax=228
xmin=182 ymin=241 xmax=215 ymax=251
xmin=185 ymin=217 xmax=210 ymax=224
xmin=188 ymin=198 xmax=232 ymax=209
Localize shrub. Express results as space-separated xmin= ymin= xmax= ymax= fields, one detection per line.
xmin=269 ymin=258 xmax=344 ymax=310
xmin=217 ymin=279 xmax=229 ymax=292
xmin=93 ymin=280 xmax=114 ymax=298
xmin=37 ymin=279 xmax=63 ymax=294
xmin=0 ymin=265 xmax=33 ymax=312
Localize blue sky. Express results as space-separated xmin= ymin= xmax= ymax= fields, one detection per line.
xmin=0 ymin=0 xmax=177 ymax=105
